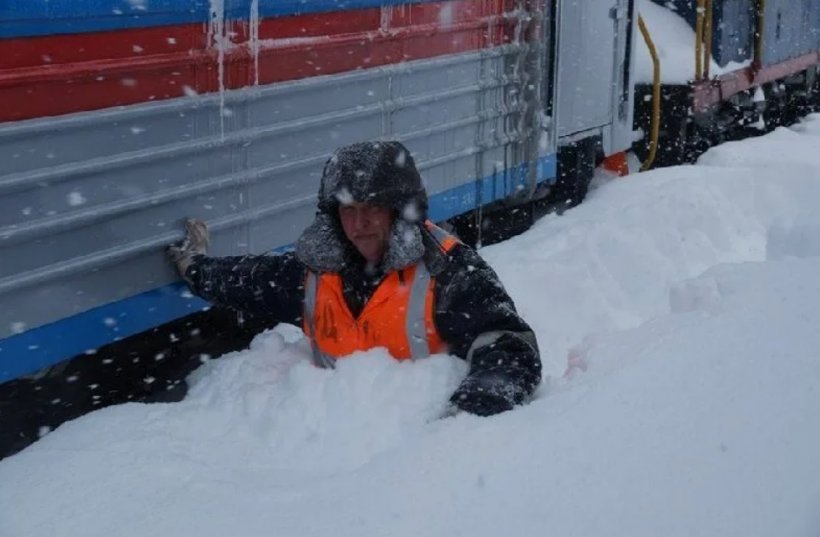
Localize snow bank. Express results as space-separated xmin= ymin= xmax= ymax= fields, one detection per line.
xmin=484 ymin=118 xmax=820 ymax=377
xmin=2 ymin=115 xmax=820 ymax=537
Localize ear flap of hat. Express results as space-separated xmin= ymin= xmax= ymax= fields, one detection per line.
xmin=294 ymin=212 xmax=348 ymax=272
xmin=295 ymin=212 xmax=428 ymax=272
xmin=381 ymin=218 xmax=426 ymax=271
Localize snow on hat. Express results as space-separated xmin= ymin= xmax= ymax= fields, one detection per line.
xmin=317 ymin=141 xmax=428 ymax=220
xmin=295 ymin=141 xmax=428 ymax=272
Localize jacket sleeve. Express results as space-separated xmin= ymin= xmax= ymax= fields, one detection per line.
xmin=184 ymin=252 xmax=307 ymax=328
xmin=434 ymin=244 xmax=542 ymax=415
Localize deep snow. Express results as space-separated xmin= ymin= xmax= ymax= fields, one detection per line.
xmin=2 ymin=116 xmax=820 ymax=536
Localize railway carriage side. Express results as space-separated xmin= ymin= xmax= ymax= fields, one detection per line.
xmin=634 ymin=0 xmax=820 ymax=166
xmin=0 ymin=0 xmax=638 ymax=457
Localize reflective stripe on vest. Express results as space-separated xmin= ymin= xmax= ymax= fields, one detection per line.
xmin=425 ymin=220 xmax=459 ymax=252
xmin=303 ymin=271 xmax=336 ymax=369
xmin=303 ymin=220 xmax=458 ymax=368
xmin=405 ymin=259 xmax=432 ymax=359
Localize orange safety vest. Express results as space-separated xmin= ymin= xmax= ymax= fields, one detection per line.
xmin=303 ymin=221 xmax=459 ymax=368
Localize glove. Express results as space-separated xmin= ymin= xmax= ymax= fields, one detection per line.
xmin=167 ymin=218 xmax=209 ymax=279
xmin=450 ymin=389 xmax=514 ymax=417
xmin=449 ymin=368 xmax=522 ymax=417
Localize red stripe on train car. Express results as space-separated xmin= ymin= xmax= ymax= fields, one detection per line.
xmin=383 ymin=0 xmax=508 ymax=28
xmin=0 ymin=0 xmax=516 ymax=123
xmin=692 ymin=51 xmax=820 ymax=113
xmin=254 ymin=17 xmax=511 ymax=86
xmin=0 ymin=24 xmax=208 ymax=71
xmin=0 ymin=52 xmax=221 ymax=122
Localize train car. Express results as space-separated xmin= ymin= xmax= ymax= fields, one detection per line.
xmin=0 ymin=0 xmax=636 ymax=456
xmin=634 ymin=0 xmax=820 ymax=166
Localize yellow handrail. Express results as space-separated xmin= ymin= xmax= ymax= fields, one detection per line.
xmin=695 ymin=0 xmax=706 ymax=80
xmin=638 ymin=15 xmax=661 ymax=172
xmin=703 ymin=0 xmax=713 ymax=79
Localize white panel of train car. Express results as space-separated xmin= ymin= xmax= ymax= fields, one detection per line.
xmin=554 ymin=0 xmax=635 ymax=155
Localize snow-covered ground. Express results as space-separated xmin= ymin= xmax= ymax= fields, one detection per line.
xmin=2 ymin=116 xmax=820 ymax=536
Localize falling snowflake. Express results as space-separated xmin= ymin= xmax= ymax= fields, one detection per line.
xmin=67 ymin=192 xmax=87 ymax=206
xmin=335 ymin=187 xmax=354 ymax=205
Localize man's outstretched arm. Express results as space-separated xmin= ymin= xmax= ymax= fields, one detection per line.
xmin=168 ymin=219 xmax=307 ymax=327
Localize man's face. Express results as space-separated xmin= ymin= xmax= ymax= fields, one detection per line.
xmin=338 ymin=202 xmax=393 ymax=264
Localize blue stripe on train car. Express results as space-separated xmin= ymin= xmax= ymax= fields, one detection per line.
xmin=0 ymin=154 xmax=557 ymax=383
xmin=0 ymin=0 xmax=438 ymax=39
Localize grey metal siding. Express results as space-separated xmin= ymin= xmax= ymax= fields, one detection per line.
xmin=0 ymin=46 xmax=543 ymax=341
xmin=811 ymin=0 xmax=820 ymax=50
xmin=761 ymin=0 xmax=815 ymax=64
xmin=717 ymin=0 xmax=755 ymax=66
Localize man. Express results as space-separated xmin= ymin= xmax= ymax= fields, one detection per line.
xmin=168 ymin=141 xmax=541 ymax=416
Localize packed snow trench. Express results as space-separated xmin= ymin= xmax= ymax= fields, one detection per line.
xmin=3 ymin=116 xmax=820 ymax=536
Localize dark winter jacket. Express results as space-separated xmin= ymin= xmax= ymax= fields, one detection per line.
xmin=185 ymin=231 xmax=541 ymax=415
xmin=183 ymin=141 xmax=541 ymax=415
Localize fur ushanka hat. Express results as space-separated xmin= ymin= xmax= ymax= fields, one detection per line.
xmin=295 ymin=141 xmax=429 ymax=272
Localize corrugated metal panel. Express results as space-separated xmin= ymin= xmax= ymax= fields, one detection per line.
xmin=813 ymin=0 xmax=820 ymax=48
xmin=799 ymin=0 xmax=820 ymax=54
xmin=716 ymin=0 xmax=755 ymax=66
xmin=0 ymin=46 xmax=541 ymax=341
xmin=761 ymin=0 xmax=811 ymax=65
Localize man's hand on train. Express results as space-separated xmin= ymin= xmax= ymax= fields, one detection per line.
xmin=167 ymin=218 xmax=209 ymax=278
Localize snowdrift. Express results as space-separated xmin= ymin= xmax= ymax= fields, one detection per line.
xmin=2 ymin=116 xmax=820 ymax=537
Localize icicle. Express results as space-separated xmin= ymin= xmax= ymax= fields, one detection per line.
xmin=439 ymin=2 xmax=454 ymax=27
xmin=250 ymin=0 xmax=260 ymax=86
xmin=380 ymin=5 xmax=391 ymax=32
xmin=209 ymin=0 xmax=226 ymax=138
